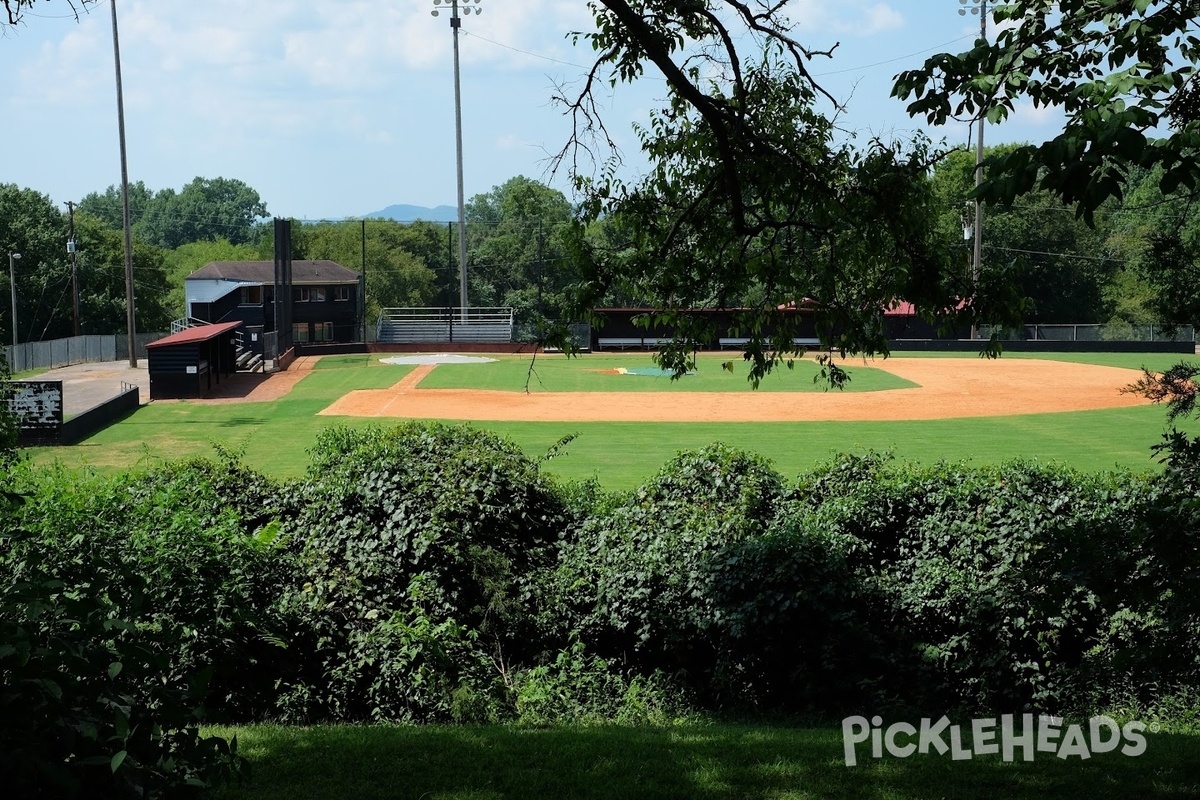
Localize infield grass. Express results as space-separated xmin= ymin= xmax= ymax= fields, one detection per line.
xmin=413 ymin=353 xmax=917 ymax=393
xmin=22 ymin=351 xmax=1198 ymax=490
xmin=207 ymin=721 xmax=1200 ymax=800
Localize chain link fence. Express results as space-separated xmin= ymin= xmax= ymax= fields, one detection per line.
xmin=978 ymin=324 xmax=1195 ymax=343
xmin=4 ymin=333 xmax=167 ymax=374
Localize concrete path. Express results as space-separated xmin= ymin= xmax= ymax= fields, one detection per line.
xmin=14 ymin=361 xmax=151 ymax=417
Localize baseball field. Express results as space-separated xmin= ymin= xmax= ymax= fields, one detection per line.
xmin=24 ymin=350 xmax=1197 ymax=488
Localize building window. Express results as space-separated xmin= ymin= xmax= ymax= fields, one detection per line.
xmin=292 ymin=323 xmax=309 ymax=342
xmin=314 ymin=322 xmax=333 ymax=342
xmin=294 ymin=286 xmax=327 ymax=302
xmin=334 ymin=285 xmax=350 ymax=302
xmin=240 ymin=285 xmax=262 ymax=305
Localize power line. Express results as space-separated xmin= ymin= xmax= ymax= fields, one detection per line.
xmin=985 ymin=244 xmax=1127 ymax=264
xmin=813 ymin=34 xmax=976 ymax=77
xmin=463 ymin=28 xmax=588 ymax=70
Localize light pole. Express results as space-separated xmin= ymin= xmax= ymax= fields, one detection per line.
xmin=960 ymin=0 xmax=987 ymax=339
xmin=7 ymin=252 xmax=20 ymax=348
xmin=431 ymin=0 xmax=482 ymax=312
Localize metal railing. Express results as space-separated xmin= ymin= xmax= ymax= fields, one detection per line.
xmin=170 ymin=317 xmax=209 ymax=334
xmin=376 ymin=307 xmax=515 ymax=344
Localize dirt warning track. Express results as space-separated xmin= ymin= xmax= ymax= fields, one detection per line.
xmin=316 ymin=358 xmax=1151 ymax=422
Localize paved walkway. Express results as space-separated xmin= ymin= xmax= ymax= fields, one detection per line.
xmin=15 ymin=361 xmax=151 ymax=417
xmin=15 ymin=358 xmax=318 ymax=415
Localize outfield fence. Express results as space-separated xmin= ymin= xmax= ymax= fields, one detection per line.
xmin=979 ymin=324 xmax=1195 ymax=342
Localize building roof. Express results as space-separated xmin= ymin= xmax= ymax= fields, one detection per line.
xmin=146 ymin=320 xmax=243 ymax=349
xmin=185 ymin=259 xmax=360 ymax=285
xmin=883 ymin=300 xmax=970 ymax=317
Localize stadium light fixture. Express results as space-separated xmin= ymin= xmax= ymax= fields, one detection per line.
xmin=431 ymin=0 xmax=483 ymax=311
xmin=959 ymin=0 xmax=988 ymax=339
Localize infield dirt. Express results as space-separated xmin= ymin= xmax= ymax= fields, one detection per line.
xmin=314 ymin=357 xmax=1150 ymax=422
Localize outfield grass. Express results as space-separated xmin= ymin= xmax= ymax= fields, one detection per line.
xmin=207 ymin=722 xmax=1200 ymax=800
xmin=415 ymin=353 xmax=917 ymax=393
xmin=887 ymin=349 xmax=1193 ymax=373
xmin=22 ymin=351 xmax=1198 ymax=490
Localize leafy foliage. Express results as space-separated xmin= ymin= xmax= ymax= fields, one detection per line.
xmin=0 ymin=457 xmax=274 ymax=797
xmin=931 ymin=146 xmax=1113 ymax=323
xmin=513 ymin=640 xmax=687 ymax=726
xmin=277 ymin=423 xmax=572 ymax=722
xmin=551 ymin=444 xmax=789 ymax=704
xmin=5 ymin=457 xmax=293 ymax=720
xmin=465 ymin=176 xmax=578 ymax=330
xmin=291 ymin=219 xmax=441 ymax=317
xmin=73 ymin=212 xmax=173 ymax=335
xmin=5 ymin=421 xmax=1200 ymax=740
xmin=558 ymin=5 xmax=1020 ymax=381
xmin=895 ymin=0 xmax=1200 ymax=223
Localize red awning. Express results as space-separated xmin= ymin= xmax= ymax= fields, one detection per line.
xmin=145 ymin=321 xmax=243 ymax=349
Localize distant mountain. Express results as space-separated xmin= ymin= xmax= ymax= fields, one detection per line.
xmin=364 ymin=204 xmax=459 ymax=222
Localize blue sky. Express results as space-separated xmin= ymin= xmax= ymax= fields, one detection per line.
xmin=0 ymin=0 xmax=1065 ymax=221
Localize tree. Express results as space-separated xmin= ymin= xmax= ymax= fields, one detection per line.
xmin=1103 ymin=165 xmax=1200 ymax=328
xmin=0 ymin=184 xmax=68 ymax=345
xmin=931 ymin=147 xmax=1114 ymax=324
xmin=465 ymin=177 xmax=577 ymax=328
xmin=556 ymin=2 xmax=1018 ymax=382
xmin=894 ymin=0 xmax=1200 ymax=223
xmin=291 ymin=220 xmax=440 ymax=321
xmin=73 ymin=212 xmax=171 ymax=335
xmin=2 ymin=0 xmax=94 ymax=25
xmin=137 ymin=177 xmax=268 ymax=249
xmin=77 ymin=181 xmax=154 ymax=234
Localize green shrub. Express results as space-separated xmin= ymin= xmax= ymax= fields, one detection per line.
xmin=0 ymin=524 xmax=245 ymax=798
xmin=784 ymin=456 xmax=1200 ymax=715
xmin=514 ymin=641 xmax=688 ymax=726
xmin=4 ymin=457 xmax=294 ymax=721
xmin=278 ymin=422 xmax=572 ymax=722
xmin=550 ymin=443 xmax=785 ymax=705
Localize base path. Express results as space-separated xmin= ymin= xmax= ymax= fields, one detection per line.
xmin=317 ymin=358 xmax=1152 ymax=422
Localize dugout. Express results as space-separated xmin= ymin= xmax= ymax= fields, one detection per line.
xmin=145 ymin=321 xmax=242 ymax=400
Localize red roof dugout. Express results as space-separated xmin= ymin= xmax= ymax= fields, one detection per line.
xmin=145 ymin=321 xmax=242 ymax=400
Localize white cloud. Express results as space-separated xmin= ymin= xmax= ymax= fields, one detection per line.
xmin=863 ymin=4 xmax=905 ymax=35
xmin=1006 ymin=99 xmax=1062 ymax=128
xmin=792 ymin=1 xmax=906 ymax=37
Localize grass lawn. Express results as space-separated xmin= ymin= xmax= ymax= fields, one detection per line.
xmin=888 ymin=349 xmax=1193 ymax=373
xmin=21 ymin=351 xmax=1198 ymax=490
xmin=415 ymin=353 xmax=917 ymax=393
xmin=207 ymin=722 xmax=1200 ymax=800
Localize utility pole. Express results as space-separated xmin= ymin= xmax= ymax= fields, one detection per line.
xmin=66 ymin=201 xmax=80 ymax=336
xmin=959 ymin=0 xmax=988 ymax=340
xmin=361 ymin=218 xmax=367 ymax=342
xmin=110 ymin=0 xmax=138 ymax=367
xmin=7 ymin=252 xmax=20 ymax=348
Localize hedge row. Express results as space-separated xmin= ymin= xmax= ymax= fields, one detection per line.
xmin=3 ymin=422 xmax=1200 ymax=795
